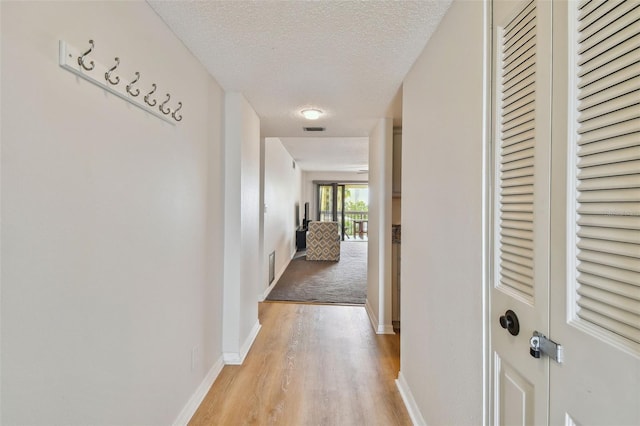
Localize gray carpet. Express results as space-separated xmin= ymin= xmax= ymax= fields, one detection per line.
xmin=266 ymin=242 xmax=367 ymax=304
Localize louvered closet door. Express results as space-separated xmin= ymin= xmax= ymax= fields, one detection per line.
xmin=490 ymin=0 xmax=552 ymax=424
xmin=549 ymin=1 xmax=640 ymax=424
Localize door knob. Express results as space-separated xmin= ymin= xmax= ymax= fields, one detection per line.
xmin=499 ymin=310 xmax=520 ymax=336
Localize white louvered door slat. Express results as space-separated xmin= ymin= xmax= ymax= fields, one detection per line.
xmin=578 ymin=159 xmax=640 ymax=179
xmin=491 ymin=0 xmax=552 ymax=424
xmin=578 ymin=61 xmax=640 ymax=97
xmin=498 ymin=0 xmax=538 ymax=300
xmin=578 ymin=1 xmax=638 ymax=41
xmin=578 ymin=226 xmax=640 ymax=245
xmin=578 ymin=133 xmax=639 ymax=156
xmin=577 ymin=271 xmax=639 ymax=299
xmin=574 ymin=0 xmax=640 ymax=347
xmin=549 ymin=1 xmax=640 ymax=424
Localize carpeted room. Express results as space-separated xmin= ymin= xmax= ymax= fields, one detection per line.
xmin=266 ymin=241 xmax=367 ymax=305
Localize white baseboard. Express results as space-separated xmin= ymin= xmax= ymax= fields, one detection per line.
xmin=379 ymin=324 xmax=395 ymax=334
xmin=173 ymin=356 xmax=224 ymax=426
xmin=364 ymin=299 xmax=396 ymax=335
xmin=260 ymin=278 xmax=278 ymax=301
xmin=176 ymin=318 xmax=262 ymax=423
xmin=260 ymin=249 xmax=296 ymax=301
xmin=365 ymin=299 xmax=378 ymax=331
xmin=396 ymin=371 xmax=427 ymax=426
xmin=223 ymin=319 xmax=262 ymax=365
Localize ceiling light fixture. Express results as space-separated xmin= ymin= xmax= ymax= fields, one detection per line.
xmin=301 ymin=108 xmax=323 ymax=120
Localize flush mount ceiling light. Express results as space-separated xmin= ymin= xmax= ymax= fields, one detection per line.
xmin=301 ymin=108 xmax=323 ymax=120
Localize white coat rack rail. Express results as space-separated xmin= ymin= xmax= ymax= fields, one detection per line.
xmin=59 ymin=40 xmax=182 ymax=125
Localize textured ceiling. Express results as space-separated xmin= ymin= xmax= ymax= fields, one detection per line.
xmin=279 ymin=137 xmax=369 ymax=172
xmin=148 ymin=0 xmax=451 ymax=170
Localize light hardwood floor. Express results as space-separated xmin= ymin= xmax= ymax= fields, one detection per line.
xmin=189 ymin=302 xmax=411 ymax=426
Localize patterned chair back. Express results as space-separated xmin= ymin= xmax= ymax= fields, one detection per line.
xmin=306 ymin=221 xmax=340 ymax=261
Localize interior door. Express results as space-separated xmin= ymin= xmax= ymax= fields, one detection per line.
xmin=492 ymin=1 xmax=640 ymax=425
xmin=548 ymin=1 xmax=640 ymax=424
xmin=491 ymin=0 xmax=553 ymax=424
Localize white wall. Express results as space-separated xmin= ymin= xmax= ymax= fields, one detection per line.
xmin=264 ymin=138 xmax=302 ymax=289
xmin=398 ymin=1 xmax=487 ymax=424
xmin=1 ymin=2 xmax=225 ymax=424
xmin=222 ymin=93 xmax=261 ymax=364
xmin=366 ymin=119 xmax=394 ymax=334
xmin=301 ymin=171 xmax=369 ymax=220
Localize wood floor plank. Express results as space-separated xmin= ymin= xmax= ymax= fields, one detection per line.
xmin=189 ymin=302 xmax=411 ymax=426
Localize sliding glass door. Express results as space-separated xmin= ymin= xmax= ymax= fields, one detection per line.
xmin=317 ymin=184 xmax=345 ymax=240
xmin=343 ymin=184 xmax=368 ymax=241
xmin=317 ymin=183 xmax=369 ymax=241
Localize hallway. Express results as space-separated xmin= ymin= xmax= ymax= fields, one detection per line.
xmin=190 ymin=303 xmax=410 ymax=425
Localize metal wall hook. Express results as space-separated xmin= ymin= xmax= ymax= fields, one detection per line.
xmin=77 ymin=39 xmax=95 ymax=71
xmin=60 ymin=39 xmax=183 ymax=124
xmin=172 ymin=102 xmax=183 ymax=122
xmin=126 ymin=72 xmax=140 ymax=96
xmin=159 ymin=93 xmax=171 ymax=115
xmin=104 ymin=57 xmax=120 ymax=85
xmin=144 ymin=84 xmax=157 ymax=106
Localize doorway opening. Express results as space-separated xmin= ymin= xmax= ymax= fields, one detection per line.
xmin=317 ymin=183 xmax=369 ymax=241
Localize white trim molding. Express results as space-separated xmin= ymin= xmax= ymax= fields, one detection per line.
xmin=365 ymin=299 xmax=379 ymax=332
xmin=173 ymin=356 xmax=224 ymax=426
xmin=365 ymin=299 xmax=395 ymax=335
xmin=260 ymin=280 xmax=277 ymax=302
xmin=378 ymin=324 xmax=395 ymax=334
xmin=481 ymin=0 xmax=491 ymax=423
xmin=396 ymin=371 xmax=427 ymax=426
xmin=223 ymin=320 xmax=262 ymax=365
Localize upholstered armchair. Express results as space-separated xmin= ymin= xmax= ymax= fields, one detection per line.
xmin=306 ymin=221 xmax=340 ymax=261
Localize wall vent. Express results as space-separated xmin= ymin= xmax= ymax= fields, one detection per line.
xmin=303 ymin=126 xmax=325 ymax=132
